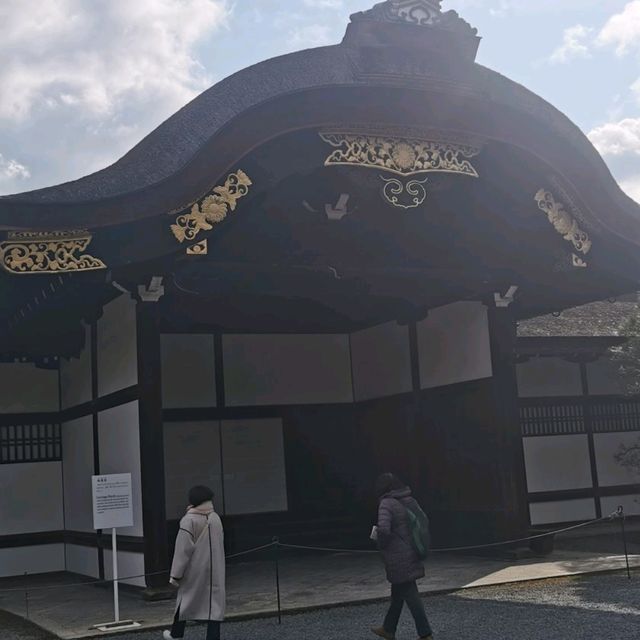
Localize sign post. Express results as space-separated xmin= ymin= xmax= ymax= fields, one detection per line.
xmin=91 ymin=473 xmax=140 ymax=632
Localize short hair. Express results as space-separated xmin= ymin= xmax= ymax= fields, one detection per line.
xmin=375 ymin=473 xmax=404 ymax=498
xmin=188 ymin=485 xmax=214 ymax=507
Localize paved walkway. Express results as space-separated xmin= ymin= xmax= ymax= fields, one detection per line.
xmin=1 ymin=541 xmax=639 ymax=639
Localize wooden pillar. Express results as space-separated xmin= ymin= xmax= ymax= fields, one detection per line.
xmin=580 ymin=361 xmax=602 ymax=518
xmin=486 ymin=299 xmax=530 ymax=538
xmin=407 ymin=321 xmax=423 ymax=494
xmin=136 ymin=299 xmax=169 ymax=590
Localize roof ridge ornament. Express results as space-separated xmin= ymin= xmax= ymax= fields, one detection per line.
xmin=351 ymin=0 xmax=477 ymax=36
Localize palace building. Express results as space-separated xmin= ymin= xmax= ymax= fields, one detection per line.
xmin=2 ymin=1 xmax=640 ymax=589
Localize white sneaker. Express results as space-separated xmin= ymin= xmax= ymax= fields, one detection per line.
xmin=162 ymin=631 xmax=174 ymax=640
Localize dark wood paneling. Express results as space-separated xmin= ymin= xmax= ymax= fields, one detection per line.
xmin=0 ymin=530 xmax=145 ymax=552
xmin=529 ymin=484 xmax=640 ymax=504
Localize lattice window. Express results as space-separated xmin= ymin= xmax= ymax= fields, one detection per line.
xmin=520 ymin=401 xmax=585 ymax=436
xmin=590 ymin=398 xmax=640 ymax=433
xmin=0 ymin=423 xmax=62 ymax=464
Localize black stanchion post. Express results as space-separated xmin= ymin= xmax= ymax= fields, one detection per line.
xmin=273 ymin=537 xmax=282 ymax=625
xmin=23 ymin=572 xmax=29 ymax=620
xmin=617 ymin=506 xmax=632 ymax=580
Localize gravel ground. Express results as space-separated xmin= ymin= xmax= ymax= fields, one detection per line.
xmin=0 ymin=610 xmax=53 ymax=639
xmin=3 ymin=572 xmax=639 ymax=640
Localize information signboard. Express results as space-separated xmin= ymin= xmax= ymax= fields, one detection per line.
xmin=92 ymin=473 xmax=133 ymax=530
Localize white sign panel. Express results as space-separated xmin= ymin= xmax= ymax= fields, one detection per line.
xmin=92 ymin=473 xmax=133 ymax=530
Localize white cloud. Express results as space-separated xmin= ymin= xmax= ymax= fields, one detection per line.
xmin=448 ymin=0 xmax=603 ymax=15
xmin=596 ymin=0 xmax=640 ymax=56
xmin=288 ymin=23 xmax=334 ymax=48
xmin=0 ymin=154 xmax=30 ymax=181
xmin=303 ymin=0 xmax=343 ymax=7
xmin=549 ymin=24 xmax=592 ymax=64
xmin=621 ymin=175 xmax=640 ymax=203
xmin=0 ymin=0 xmax=229 ymax=194
xmin=588 ymin=118 xmax=640 ymax=156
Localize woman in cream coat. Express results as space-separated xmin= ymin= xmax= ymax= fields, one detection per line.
xmin=163 ymin=486 xmax=225 ymax=640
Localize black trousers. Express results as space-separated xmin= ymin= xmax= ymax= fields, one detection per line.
xmin=383 ymin=580 xmax=432 ymax=638
xmin=171 ymin=606 xmax=221 ymax=640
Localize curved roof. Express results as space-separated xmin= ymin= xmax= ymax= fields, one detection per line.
xmin=0 ymin=0 xmax=638 ymax=250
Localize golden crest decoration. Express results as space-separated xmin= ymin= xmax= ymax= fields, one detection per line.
xmin=319 ymin=132 xmax=480 ymax=210
xmin=170 ymin=170 xmax=252 ymax=243
xmin=535 ymin=188 xmax=592 ymax=267
xmin=320 ymin=133 xmax=480 ymax=178
xmin=0 ymin=230 xmax=106 ymax=275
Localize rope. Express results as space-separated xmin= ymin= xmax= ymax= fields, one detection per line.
xmin=0 ymin=542 xmax=277 ymax=594
xmin=280 ymin=514 xmax=616 ymax=556
xmin=433 ymin=515 xmax=612 ymax=553
xmin=226 ymin=541 xmax=277 ymax=560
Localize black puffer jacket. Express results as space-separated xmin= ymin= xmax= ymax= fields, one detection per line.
xmin=377 ymin=487 xmax=425 ymax=584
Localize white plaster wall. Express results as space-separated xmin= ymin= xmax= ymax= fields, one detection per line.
xmin=98 ymin=402 xmax=143 ymax=537
xmin=586 ymin=358 xmax=625 ymax=396
xmin=417 ymin=302 xmax=492 ymax=390
xmin=164 ymin=421 xmax=223 ymax=519
xmin=221 ymin=418 xmax=288 ymax=515
xmin=600 ymin=494 xmax=640 ymax=517
xmin=529 ymin=499 xmax=596 ymax=525
xmin=60 ymin=324 xmax=92 ymax=409
xmin=0 ymin=545 xmax=65 ymax=578
xmin=0 ymin=363 xmax=59 ymax=413
xmin=65 ymin=544 xmax=100 ymax=578
xmin=594 ymin=432 xmax=640 ymax=487
xmin=517 ymin=357 xmax=582 ymax=398
xmin=97 ymin=295 xmax=137 ymax=398
xmin=161 ymin=334 xmax=216 ymax=408
xmin=104 ymin=549 xmax=145 ymax=587
xmin=350 ymin=322 xmax=412 ymax=401
xmin=223 ymin=334 xmax=353 ymax=406
xmin=523 ymin=435 xmax=593 ymax=493
xmin=0 ymin=462 xmax=64 ymax=535
xmin=62 ymin=417 xmax=95 ymax=532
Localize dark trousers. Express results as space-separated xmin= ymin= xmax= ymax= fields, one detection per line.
xmin=171 ymin=606 xmax=221 ymax=640
xmin=383 ymin=580 xmax=432 ymax=638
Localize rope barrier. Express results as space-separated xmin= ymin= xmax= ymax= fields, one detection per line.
xmin=280 ymin=513 xmax=616 ymax=555
xmin=0 ymin=512 xmax=629 ymax=595
xmin=226 ymin=541 xmax=278 ymax=560
xmin=0 ymin=542 xmax=278 ymax=594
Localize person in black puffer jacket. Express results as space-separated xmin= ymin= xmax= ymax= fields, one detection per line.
xmin=371 ymin=473 xmax=433 ymax=640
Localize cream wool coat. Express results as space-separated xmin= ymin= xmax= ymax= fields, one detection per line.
xmin=170 ymin=502 xmax=226 ymax=622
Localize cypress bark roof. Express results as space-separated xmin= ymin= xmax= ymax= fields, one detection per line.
xmin=518 ymin=298 xmax=639 ymax=338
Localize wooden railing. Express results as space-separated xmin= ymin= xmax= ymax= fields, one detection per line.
xmin=520 ymin=395 xmax=640 ymax=437
xmin=0 ymin=422 xmax=62 ymax=464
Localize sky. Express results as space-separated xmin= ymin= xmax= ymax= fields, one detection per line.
xmin=2 ymin=0 xmax=640 ymax=202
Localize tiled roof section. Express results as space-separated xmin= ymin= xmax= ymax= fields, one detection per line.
xmin=517 ymin=300 xmax=639 ymax=338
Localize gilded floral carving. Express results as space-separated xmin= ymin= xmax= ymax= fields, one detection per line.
xmin=320 ymin=131 xmax=480 ymax=210
xmin=0 ymin=230 xmax=106 ymax=275
xmin=170 ymin=170 xmax=252 ymax=243
xmin=535 ymin=189 xmax=592 ymax=266
xmin=319 ymin=133 xmax=480 ymax=178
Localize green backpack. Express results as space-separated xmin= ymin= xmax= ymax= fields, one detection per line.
xmin=402 ymin=500 xmax=431 ymax=560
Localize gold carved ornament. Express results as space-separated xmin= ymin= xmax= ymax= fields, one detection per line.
xmin=319 ymin=133 xmax=480 ymax=209
xmin=534 ymin=189 xmax=592 ymax=268
xmin=187 ymin=239 xmax=208 ymax=255
xmin=0 ymin=230 xmax=106 ymax=275
xmin=171 ymin=170 xmax=252 ymax=244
